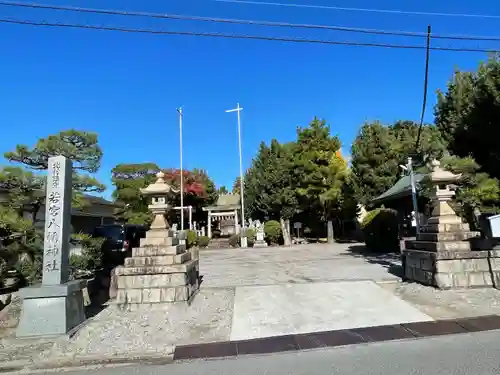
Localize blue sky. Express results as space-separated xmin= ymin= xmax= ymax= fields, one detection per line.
xmin=1 ymin=0 xmax=499 ymax=199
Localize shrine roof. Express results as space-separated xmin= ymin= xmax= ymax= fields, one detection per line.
xmin=371 ymin=173 xmax=425 ymax=204
xmin=202 ymin=193 xmax=241 ymax=211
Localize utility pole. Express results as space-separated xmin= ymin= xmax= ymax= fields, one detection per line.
xmin=225 ymin=103 xmax=247 ymax=248
xmin=177 ymin=107 xmax=184 ymax=231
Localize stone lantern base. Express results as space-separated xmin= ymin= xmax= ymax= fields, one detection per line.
xmin=114 ymin=228 xmax=199 ymax=309
xmin=403 ymin=220 xmax=500 ymax=289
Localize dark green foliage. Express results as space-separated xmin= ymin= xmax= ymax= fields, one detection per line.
xmin=112 ymin=163 xmax=159 ymax=225
xmin=186 ymin=230 xmax=197 ymax=249
xmin=69 ymin=233 xmax=105 ymax=275
xmin=4 ymin=129 xmax=106 ymax=197
xmin=351 ymin=120 xmax=447 ymax=206
xmin=244 ymin=118 xmax=352 ymax=243
xmin=361 ymin=208 xmax=399 ymax=252
xmin=245 ymin=140 xmax=297 ymax=223
xmin=264 ymin=220 xmax=282 ymax=245
xmin=197 ymin=236 xmax=210 ymax=248
xmin=435 ymin=55 xmax=500 ymax=180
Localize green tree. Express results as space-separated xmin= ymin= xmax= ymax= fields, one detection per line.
xmin=435 ymin=55 xmax=500 ymax=179
xmin=4 ymin=130 xmax=106 ymax=208
xmin=245 ymin=140 xmax=297 ymax=245
xmin=351 ymin=121 xmax=446 ymax=206
xmin=217 ymin=185 xmax=229 ymax=195
xmin=232 ymin=177 xmax=241 ymax=195
xmin=351 ymin=122 xmax=399 ymax=205
xmin=111 ymin=163 xmax=160 ymax=225
xmin=292 ymin=118 xmax=345 ymax=242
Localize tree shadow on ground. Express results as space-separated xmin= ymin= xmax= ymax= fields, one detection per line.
xmin=342 ymin=244 xmax=404 ymax=279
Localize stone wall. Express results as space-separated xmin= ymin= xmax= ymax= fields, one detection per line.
xmin=403 ymin=249 xmax=500 ymax=289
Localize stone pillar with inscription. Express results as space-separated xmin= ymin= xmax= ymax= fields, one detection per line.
xmin=16 ymin=156 xmax=87 ymax=338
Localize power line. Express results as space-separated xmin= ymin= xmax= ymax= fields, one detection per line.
xmin=416 ymin=26 xmax=432 ymax=152
xmin=2 ymin=1 xmax=500 ymax=42
xmin=212 ymin=0 xmax=500 ymax=20
xmin=1 ymin=17 xmax=499 ymax=53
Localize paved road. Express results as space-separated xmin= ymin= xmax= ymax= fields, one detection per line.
xmin=44 ymin=330 xmax=500 ymax=375
xmin=199 ymin=243 xmax=401 ymax=288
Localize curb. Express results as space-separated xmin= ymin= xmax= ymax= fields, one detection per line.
xmin=0 ymin=350 xmax=174 ymax=373
xmin=173 ymin=314 xmax=500 ymax=362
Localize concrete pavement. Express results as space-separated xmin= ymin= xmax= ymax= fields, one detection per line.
xmin=39 ymin=330 xmax=500 ymax=375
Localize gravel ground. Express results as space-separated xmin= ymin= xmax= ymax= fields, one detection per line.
xmin=378 ymin=281 xmax=500 ymax=319
xmin=56 ymin=288 xmax=235 ymax=357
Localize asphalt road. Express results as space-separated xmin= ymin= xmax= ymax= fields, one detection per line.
xmin=44 ymin=330 xmax=500 ymax=375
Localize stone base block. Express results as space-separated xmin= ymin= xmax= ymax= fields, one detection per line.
xmin=16 ymin=280 xmax=87 ymax=338
xmin=115 ymin=260 xmax=198 ymax=306
xmin=416 ymin=231 xmax=480 ymax=242
xmin=114 ymin=260 xmax=197 ymax=276
xmin=140 ymin=236 xmax=178 ymax=248
xmin=403 ymin=249 xmax=500 ymax=289
xmin=125 ymin=252 xmax=191 ymax=267
xmin=254 ymin=240 xmax=268 ymax=248
xmin=423 ymin=223 xmax=470 ymax=233
xmin=133 ymin=244 xmax=185 ymax=257
xmin=405 ymin=240 xmax=472 ymax=252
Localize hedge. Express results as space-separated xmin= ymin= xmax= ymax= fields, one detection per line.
xmin=361 ymin=208 xmax=399 ymax=252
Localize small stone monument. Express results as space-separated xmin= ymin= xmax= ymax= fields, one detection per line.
xmin=402 ymin=159 xmax=496 ymax=289
xmin=16 ymin=156 xmax=87 ymax=338
xmin=114 ymin=171 xmax=199 ymax=307
xmin=254 ymin=220 xmax=268 ymax=248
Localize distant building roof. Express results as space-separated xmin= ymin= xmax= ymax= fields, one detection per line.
xmin=203 ymin=193 xmax=241 ymax=211
xmin=371 ymin=173 xmax=426 ymax=204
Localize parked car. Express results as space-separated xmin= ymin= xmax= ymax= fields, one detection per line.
xmin=92 ymin=224 xmax=147 ymax=268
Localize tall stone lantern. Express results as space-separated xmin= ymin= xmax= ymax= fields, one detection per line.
xmin=140 ymin=171 xmax=178 ymax=231
xmin=403 ymin=158 xmax=488 ymax=290
xmin=114 ymin=170 xmax=199 ymax=307
xmin=426 ymin=159 xmax=462 ymax=225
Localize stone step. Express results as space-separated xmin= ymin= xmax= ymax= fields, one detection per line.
xmin=417 ymin=231 xmax=481 ymax=242
xmin=133 ymin=244 xmax=186 ymax=257
xmin=114 ymin=259 xmax=198 ymax=276
xmin=405 ymin=240 xmax=471 ymax=252
xmin=125 ymin=252 xmax=191 ymax=267
xmin=117 ymin=272 xmax=192 ymax=289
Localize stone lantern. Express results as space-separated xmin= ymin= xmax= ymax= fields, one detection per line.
xmin=140 ymin=171 xmax=178 ymax=231
xmin=402 ymin=158 xmax=491 ymax=290
xmin=114 ymin=170 xmax=199 ymax=307
xmin=426 ymin=159 xmax=462 ymax=225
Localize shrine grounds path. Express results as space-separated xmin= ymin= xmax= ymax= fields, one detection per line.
xmin=199 ymin=242 xmax=401 ymax=288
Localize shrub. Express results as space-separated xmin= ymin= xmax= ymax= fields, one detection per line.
xmin=197 ymin=236 xmax=210 ymax=248
xmin=228 ymin=234 xmax=240 ymax=248
xmin=186 ymin=230 xmax=198 ymax=249
xmin=361 ymin=208 xmax=399 ymax=252
xmin=70 ymin=233 xmax=105 ymax=276
xmin=264 ymin=220 xmax=282 ymax=245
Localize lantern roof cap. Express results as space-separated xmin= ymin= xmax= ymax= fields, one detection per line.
xmin=140 ymin=171 xmax=178 ymax=196
xmin=428 ymin=159 xmax=461 ymax=183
